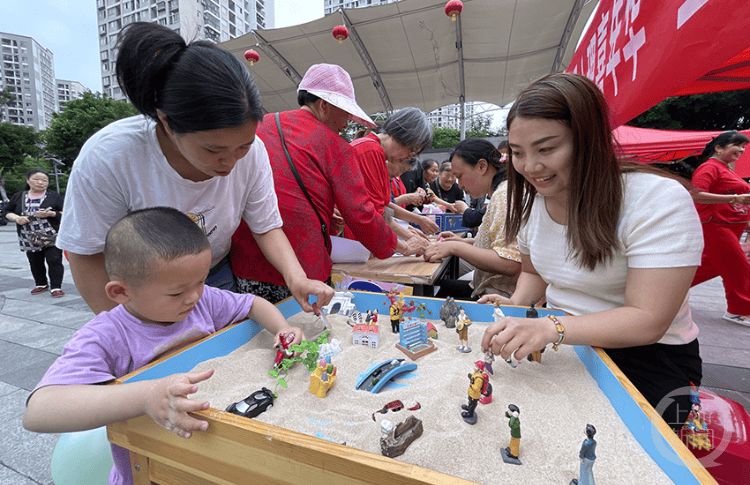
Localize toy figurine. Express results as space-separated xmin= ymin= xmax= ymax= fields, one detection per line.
xmin=389 ymin=300 xmax=403 ymax=333
xmin=455 ymin=307 xmax=472 ymax=353
xmin=385 ymin=290 xmax=416 ymax=333
xmin=681 ymin=383 xmax=711 ymax=451
xmin=483 ymin=351 xmax=495 ymax=375
xmin=493 ymin=300 xmax=505 ymax=321
xmin=461 ymin=361 xmax=488 ymax=424
xmin=526 ymin=301 xmax=538 ymax=319
xmin=273 ymin=332 xmax=295 ymax=369
xmin=570 ymin=424 xmax=597 ymax=485
xmin=500 ymin=404 xmax=522 ymax=465
xmin=440 ymin=296 xmax=459 ymax=328
xmin=365 ymin=309 xmax=379 ymax=323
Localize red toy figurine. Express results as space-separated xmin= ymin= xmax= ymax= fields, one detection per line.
xmin=273 ymin=331 xmax=295 ymax=369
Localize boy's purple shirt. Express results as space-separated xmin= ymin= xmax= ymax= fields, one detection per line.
xmin=32 ymin=285 xmax=256 ymax=485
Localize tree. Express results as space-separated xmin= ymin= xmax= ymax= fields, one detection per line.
xmin=44 ymin=92 xmax=139 ymax=166
xmin=628 ymin=89 xmax=750 ymax=131
xmin=431 ymin=114 xmax=499 ymax=149
xmin=0 ymin=87 xmax=14 ymax=108
xmin=432 ymin=127 xmax=461 ymax=149
xmin=0 ymin=123 xmax=40 ymax=201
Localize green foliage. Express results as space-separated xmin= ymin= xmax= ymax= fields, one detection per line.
xmin=267 ymin=330 xmax=331 ymax=397
xmin=431 ymin=114 xmax=499 ymax=149
xmin=0 ymin=123 xmax=42 ymax=198
xmin=629 ymin=89 xmax=750 ymax=131
xmin=3 ymin=157 xmax=63 ymax=195
xmin=44 ymin=92 xmax=139 ymax=166
xmin=0 ymin=87 xmax=14 ymax=108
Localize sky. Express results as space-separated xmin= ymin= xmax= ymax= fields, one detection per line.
xmin=0 ymin=0 xmax=323 ymax=94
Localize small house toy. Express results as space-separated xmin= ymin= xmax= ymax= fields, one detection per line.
xmin=353 ymin=323 xmax=380 ymax=349
xmin=309 ymin=359 xmax=337 ymax=398
xmin=322 ymin=291 xmax=356 ymax=316
xmin=396 ymin=317 xmax=437 ymax=360
xmin=380 ymin=416 xmax=424 ymax=458
xmin=426 ymin=322 xmax=438 ymax=339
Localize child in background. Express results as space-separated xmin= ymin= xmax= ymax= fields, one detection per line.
xmin=23 ymin=207 xmax=304 ymax=485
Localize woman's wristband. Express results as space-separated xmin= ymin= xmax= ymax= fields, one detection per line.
xmin=548 ymin=315 xmax=565 ymax=351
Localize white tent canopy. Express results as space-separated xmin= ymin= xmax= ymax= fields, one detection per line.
xmin=220 ymin=0 xmax=595 ymax=119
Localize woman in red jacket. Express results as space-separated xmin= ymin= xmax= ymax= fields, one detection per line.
xmin=691 ymin=131 xmax=750 ymax=326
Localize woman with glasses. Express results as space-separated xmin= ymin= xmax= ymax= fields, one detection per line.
xmin=348 ymin=108 xmax=440 ymax=239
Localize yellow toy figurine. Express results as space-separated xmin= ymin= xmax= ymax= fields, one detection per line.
xmin=455 ymin=307 xmax=472 ymax=353
xmin=309 ymin=359 xmax=337 ymax=398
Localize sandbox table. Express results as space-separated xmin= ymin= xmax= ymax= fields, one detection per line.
xmin=108 ymin=292 xmax=715 ymax=485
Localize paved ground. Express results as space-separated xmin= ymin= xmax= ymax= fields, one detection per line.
xmin=0 ymin=223 xmax=749 ymax=484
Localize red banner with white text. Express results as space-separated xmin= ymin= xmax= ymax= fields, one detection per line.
xmin=567 ymin=0 xmax=750 ymax=128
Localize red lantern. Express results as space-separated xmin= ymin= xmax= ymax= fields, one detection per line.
xmin=445 ymin=0 xmax=463 ymax=21
xmin=244 ymin=49 xmax=259 ymax=66
xmin=332 ymin=25 xmax=349 ymax=44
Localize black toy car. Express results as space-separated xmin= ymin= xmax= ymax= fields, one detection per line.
xmin=225 ymin=387 xmax=275 ymax=418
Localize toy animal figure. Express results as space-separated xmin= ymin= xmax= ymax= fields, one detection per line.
xmin=440 ymin=296 xmax=459 ymax=329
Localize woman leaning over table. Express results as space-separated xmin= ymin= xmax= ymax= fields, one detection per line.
xmin=4 ymin=168 xmax=65 ymax=297
xmin=231 ymin=64 xmax=426 ymax=302
xmin=689 ymin=131 xmax=750 ymax=326
xmin=56 ymin=22 xmax=332 ymax=314
xmin=479 ymin=72 xmax=703 ymax=429
xmin=423 ymin=138 xmax=521 ymax=300
xmin=348 ymin=108 xmax=440 ymax=239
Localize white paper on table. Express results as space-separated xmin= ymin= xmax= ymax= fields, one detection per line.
xmin=330 ymin=235 xmax=371 ymax=264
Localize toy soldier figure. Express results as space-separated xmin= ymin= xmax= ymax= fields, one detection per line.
xmin=501 ymin=404 xmax=522 ymax=465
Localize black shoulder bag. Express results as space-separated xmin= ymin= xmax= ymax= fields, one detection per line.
xmin=275 ymin=112 xmax=330 ymax=252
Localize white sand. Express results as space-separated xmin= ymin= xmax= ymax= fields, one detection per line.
xmin=191 ymin=313 xmax=674 ymax=484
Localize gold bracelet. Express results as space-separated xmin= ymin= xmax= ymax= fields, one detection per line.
xmin=548 ymin=315 xmax=565 ymax=351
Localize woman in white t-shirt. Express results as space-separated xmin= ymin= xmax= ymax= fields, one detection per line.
xmin=58 ymin=22 xmax=333 ymax=314
xmin=479 ymin=73 xmax=703 ymax=430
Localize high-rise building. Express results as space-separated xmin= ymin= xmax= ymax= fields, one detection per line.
xmin=0 ymin=32 xmax=57 ymax=131
xmin=98 ymin=0 xmax=275 ymax=100
xmin=56 ymin=79 xmax=91 ymax=111
xmin=324 ymin=0 xmax=397 ymax=15
xmin=323 ymin=0 xmax=477 ymax=131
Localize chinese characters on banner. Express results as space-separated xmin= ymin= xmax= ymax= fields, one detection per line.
xmin=567 ymin=0 xmax=750 ymax=128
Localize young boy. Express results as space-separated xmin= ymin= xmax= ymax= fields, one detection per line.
xmin=23 ymin=207 xmax=305 ymax=485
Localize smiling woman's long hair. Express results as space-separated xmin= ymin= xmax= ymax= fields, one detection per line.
xmin=504 ymin=73 xmax=622 ymax=271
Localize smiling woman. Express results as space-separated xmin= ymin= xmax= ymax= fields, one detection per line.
xmin=56 ymin=22 xmax=333 ymax=315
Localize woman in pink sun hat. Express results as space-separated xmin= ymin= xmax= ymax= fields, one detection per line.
xmin=231 ymin=64 xmax=428 ymax=302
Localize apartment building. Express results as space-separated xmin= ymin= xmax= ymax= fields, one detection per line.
xmin=0 ymin=32 xmax=57 ymax=131
xmin=97 ymin=0 xmax=275 ymax=100
xmin=56 ymin=79 xmax=91 ymax=111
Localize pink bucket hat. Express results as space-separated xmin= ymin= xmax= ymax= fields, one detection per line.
xmin=298 ymin=64 xmax=376 ymax=128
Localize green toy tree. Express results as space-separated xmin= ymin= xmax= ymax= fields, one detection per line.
xmin=268 ymin=330 xmax=331 ymax=397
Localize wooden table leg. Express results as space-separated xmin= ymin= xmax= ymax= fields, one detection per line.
xmin=130 ymin=451 xmax=152 ymax=485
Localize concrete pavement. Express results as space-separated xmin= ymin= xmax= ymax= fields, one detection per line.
xmin=0 ymin=224 xmax=749 ymax=484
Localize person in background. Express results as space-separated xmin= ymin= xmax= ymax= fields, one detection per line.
xmin=462 ymin=138 xmax=508 ymax=232
xmin=348 ymin=108 xmax=440 ymax=239
xmin=399 ymin=159 xmax=439 ymax=212
xmin=231 ymin=64 xmax=425 ymax=302
xmin=430 ymin=161 xmax=469 ymax=214
xmin=3 ymin=168 xmax=66 ymax=297
xmin=24 ymin=208 xmax=305 ymax=485
xmin=690 ymin=130 xmax=750 ymax=326
xmin=424 ymin=139 xmax=521 ymax=299
xmin=56 ymin=22 xmax=332 ymax=314
xmin=480 ymin=73 xmax=703 ymax=429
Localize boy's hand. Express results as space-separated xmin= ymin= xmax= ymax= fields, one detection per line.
xmin=273 ymin=327 xmax=306 ymax=348
xmin=145 ymin=369 xmax=214 ymax=439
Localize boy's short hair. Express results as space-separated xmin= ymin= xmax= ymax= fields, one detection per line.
xmin=104 ymin=207 xmax=211 ymax=286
